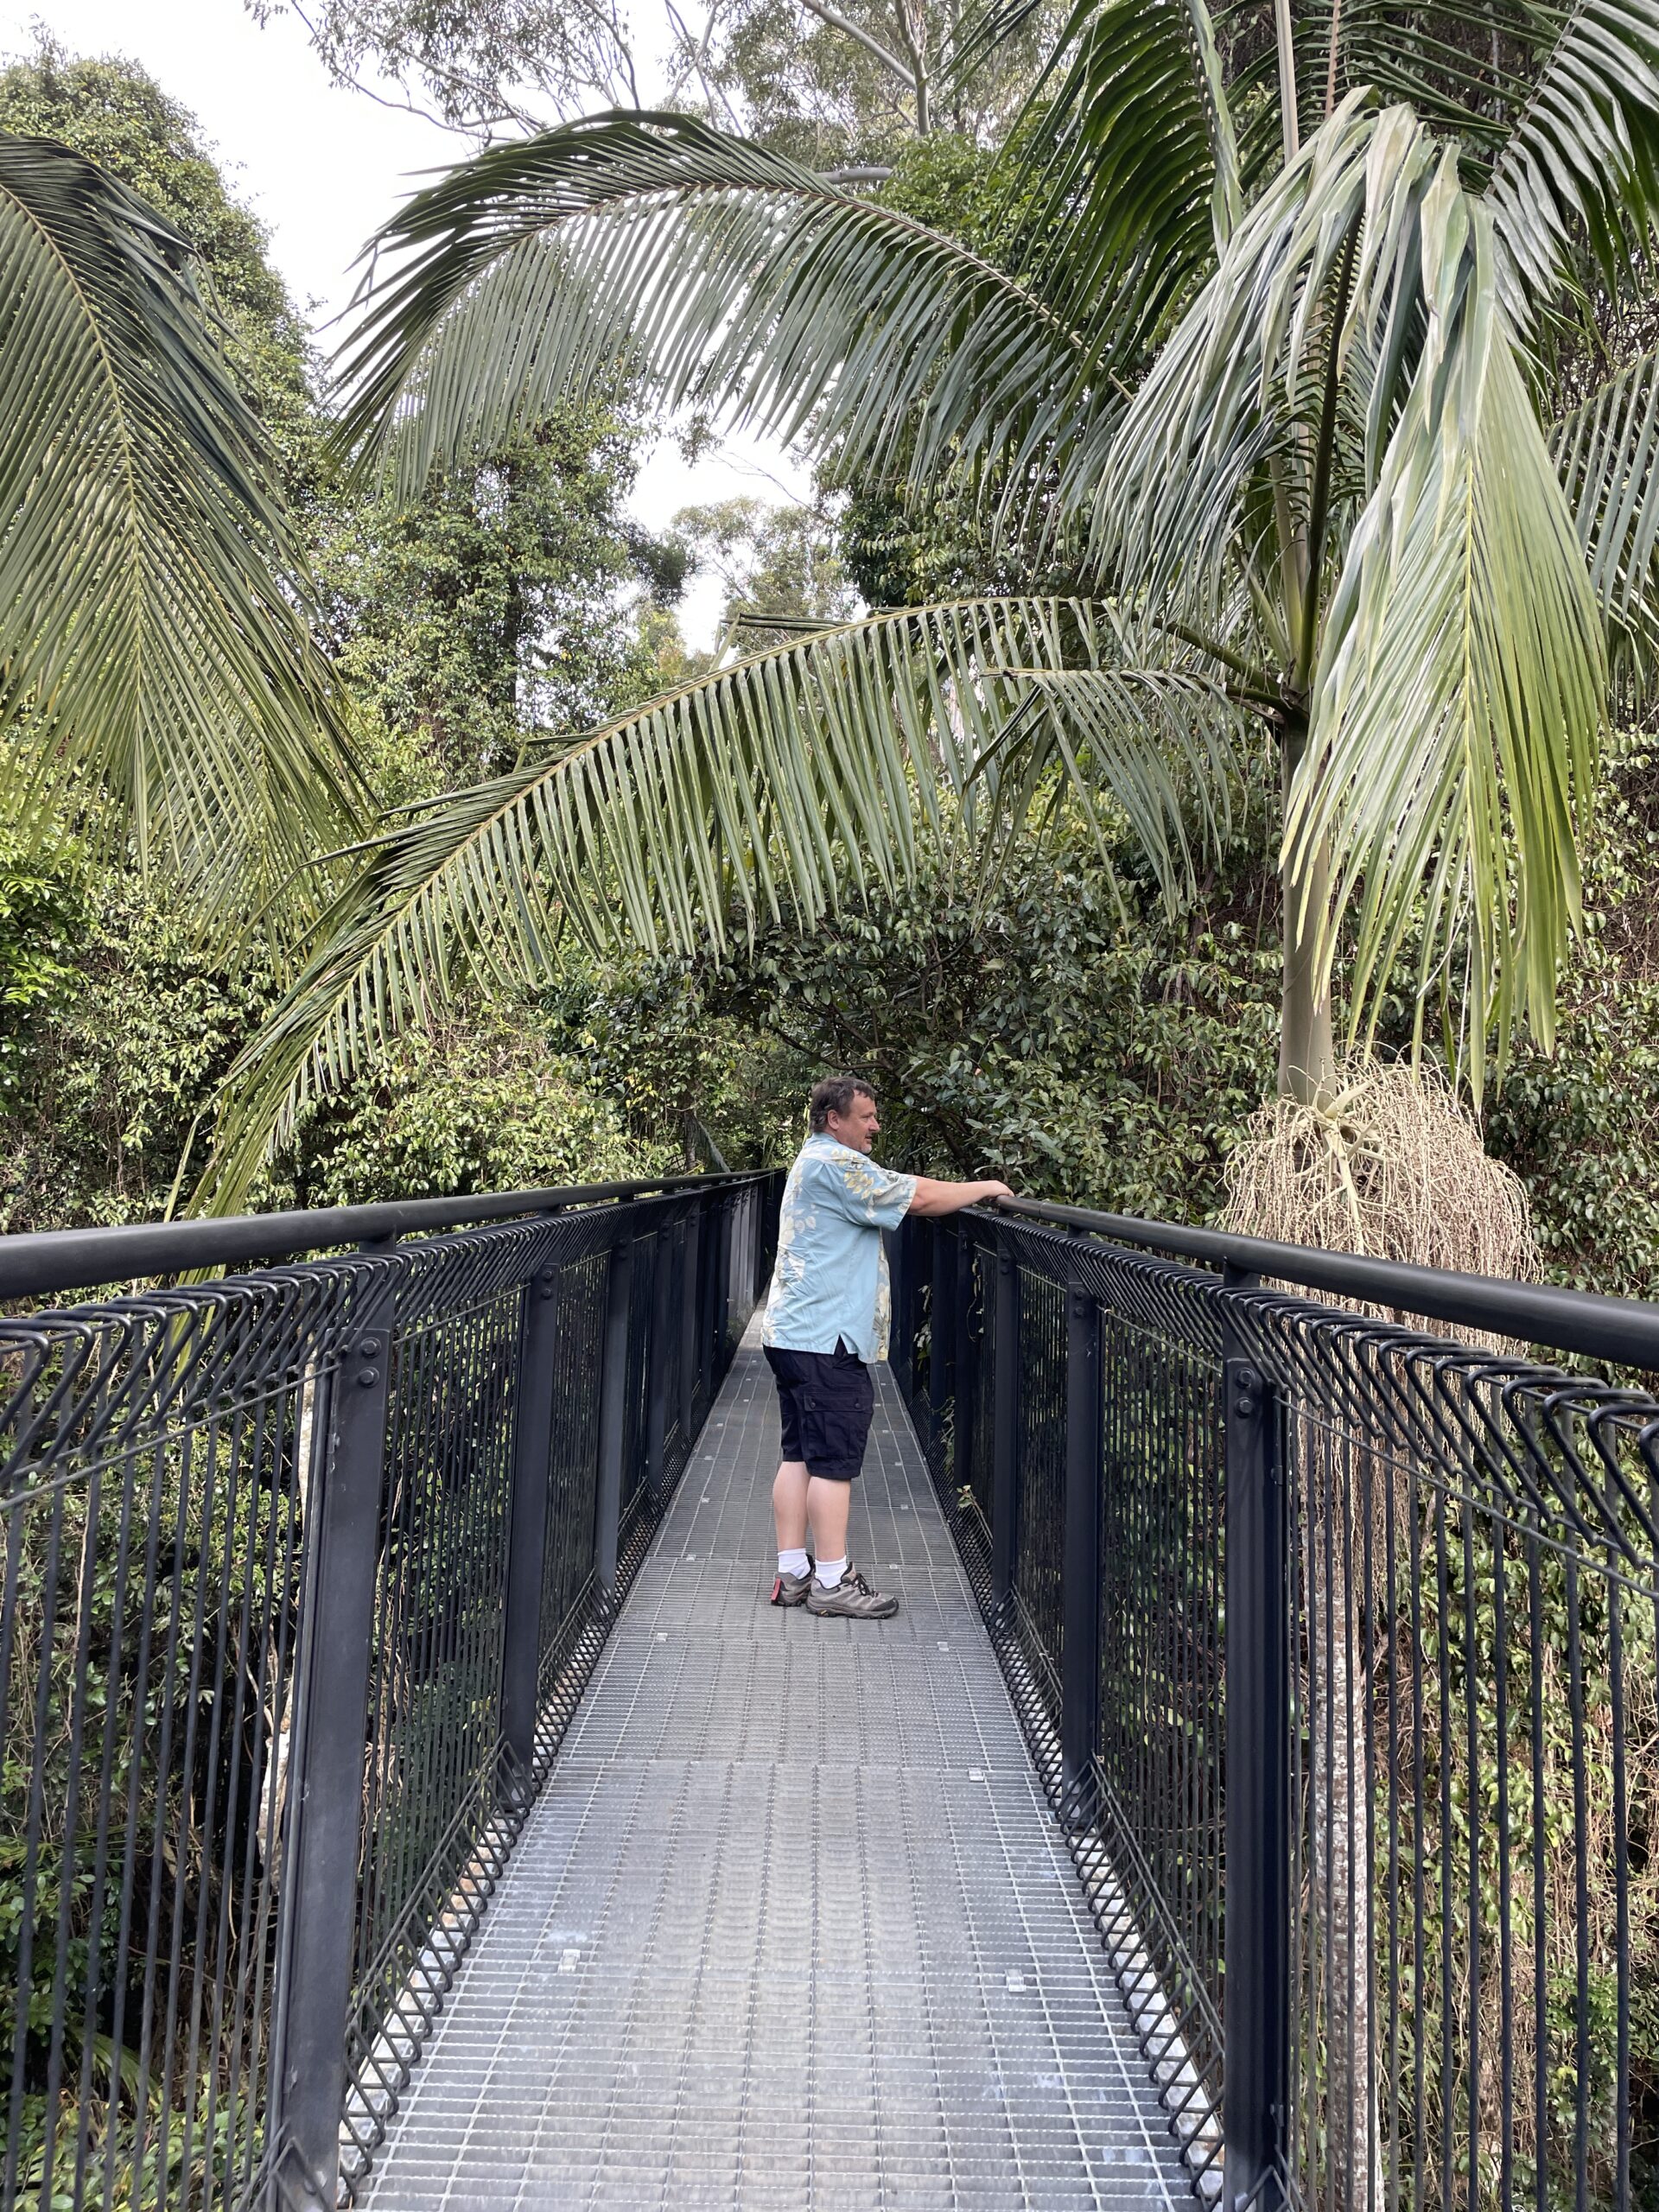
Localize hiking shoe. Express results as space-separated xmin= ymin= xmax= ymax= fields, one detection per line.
xmin=770 ymin=1559 xmax=815 ymax=1606
xmin=804 ymin=1563 xmax=899 ymax=1620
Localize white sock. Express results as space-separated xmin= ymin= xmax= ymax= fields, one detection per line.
xmin=816 ymin=1556 xmax=848 ymax=1590
xmin=778 ymin=1547 xmax=810 ymax=1579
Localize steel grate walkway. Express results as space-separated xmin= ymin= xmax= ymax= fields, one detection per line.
xmin=360 ymin=1322 xmax=1191 ymax=2211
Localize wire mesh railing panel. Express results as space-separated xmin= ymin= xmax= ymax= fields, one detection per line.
xmin=1014 ymin=1263 xmax=1066 ymax=1703
xmin=1092 ymin=1281 xmax=1226 ymax=2131
xmin=537 ymin=1254 xmax=607 ymax=1686
xmin=906 ymin=1216 xmax=934 ymax=1440
xmin=0 ymin=1174 xmax=775 ymax=2212
xmin=965 ymin=1235 xmax=995 ymax=1527
xmin=347 ymin=1250 xmax=523 ymax=2077
xmin=659 ymin=1224 xmax=689 ymax=1495
xmin=0 ymin=1276 xmax=341 ymax=2212
xmin=1234 ymin=1303 xmax=1659 ymax=2212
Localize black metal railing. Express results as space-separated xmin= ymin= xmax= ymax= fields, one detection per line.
xmin=0 ymin=1171 xmax=779 ymax=2212
xmin=891 ymin=1200 xmax=1659 ymax=2212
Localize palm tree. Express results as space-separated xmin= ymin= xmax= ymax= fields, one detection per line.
xmin=0 ymin=135 xmax=362 ymax=922
xmin=197 ymin=0 xmax=1659 ymax=1203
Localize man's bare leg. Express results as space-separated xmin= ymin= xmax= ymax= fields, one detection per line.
xmin=806 ymin=1476 xmax=851 ymax=1568
xmin=772 ymin=1459 xmax=810 ymax=1551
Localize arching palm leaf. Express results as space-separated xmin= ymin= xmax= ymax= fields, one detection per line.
xmin=0 ymin=136 xmax=361 ymax=912
xmin=1291 ymin=195 xmax=1604 ymax=1088
xmin=1483 ymin=0 xmax=1659 ymax=316
xmin=1553 ymin=346 xmax=1659 ymax=668
xmin=194 ymin=599 xmax=1247 ymax=1211
xmin=985 ymin=0 xmax=1243 ymax=371
xmin=1093 ymin=98 xmax=1420 ymax=615
xmin=334 ymin=112 xmax=1106 ymax=533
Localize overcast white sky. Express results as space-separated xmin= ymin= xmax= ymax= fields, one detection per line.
xmin=0 ymin=0 xmax=811 ymax=645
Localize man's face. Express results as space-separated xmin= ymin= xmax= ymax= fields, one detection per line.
xmin=826 ymin=1091 xmax=880 ymax=1153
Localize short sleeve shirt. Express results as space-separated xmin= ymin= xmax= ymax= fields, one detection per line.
xmin=760 ymin=1135 xmax=918 ymax=1364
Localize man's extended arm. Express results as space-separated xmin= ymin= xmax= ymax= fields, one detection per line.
xmin=906 ymin=1175 xmax=1013 ymax=1218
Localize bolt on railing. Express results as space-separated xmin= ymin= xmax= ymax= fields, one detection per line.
xmin=891 ymin=1200 xmax=1659 ymax=2212
xmin=0 ymin=1171 xmax=780 ymax=2212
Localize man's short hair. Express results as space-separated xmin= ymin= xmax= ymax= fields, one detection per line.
xmin=810 ymin=1074 xmax=875 ymax=1133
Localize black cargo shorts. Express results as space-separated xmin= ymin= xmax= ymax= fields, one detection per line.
xmin=763 ymin=1339 xmax=874 ymax=1480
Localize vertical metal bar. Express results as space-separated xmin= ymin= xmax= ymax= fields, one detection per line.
xmin=929 ymin=1219 xmax=953 ymax=1456
xmin=953 ymin=1224 xmax=978 ymax=1493
xmin=991 ymin=1242 xmax=1022 ymax=1611
xmin=645 ymin=1214 xmax=674 ymax=1508
xmin=680 ymin=1209 xmax=702 ymax=1438
xmin=593 ymin=1222 xmax=635 ymax=1605
xmin=1060 ymin=1272 xmax=1103 ymax=1820
xmin=270 ymin=1267 xmax=397 ymax=2212
xmin=497 ymin=1248 xmax=561 ymax=1802
xmin=1223 ymin=1289 xmax=1289 ymax=2212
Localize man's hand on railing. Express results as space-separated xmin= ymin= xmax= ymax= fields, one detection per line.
xmin=906 ymin=1176 xmax=1014 ymax=1218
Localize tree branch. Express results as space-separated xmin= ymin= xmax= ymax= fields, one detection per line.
xmin=796 ymin=0 xmax=918 ymax=92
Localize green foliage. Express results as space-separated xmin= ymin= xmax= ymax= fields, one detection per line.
xmin=576 ymin=796 xmax=1283 ymax=1203
xmin=0 ymin=48 xmax=360 ymax=913
xmin=671 ymin=494 xmax=858 ymax=652
xmin=0 ymin=41 xmax=683 ymax=1234
xmin=1485 ymin=732 xmax=1659 ymax=1300
xmin=315 ymin=410 xmax=675 ymax=791
xmin=282 ymin=999 xmax=666 ymax=1207
xmin=0 ymin=858 xmax=281 ymax=1234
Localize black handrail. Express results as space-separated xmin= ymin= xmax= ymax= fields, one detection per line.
xmin=0 ymin=1170 xmax=770 ymax=1300
xmin=983 ymin=1193 xmax=1659 ymax=1367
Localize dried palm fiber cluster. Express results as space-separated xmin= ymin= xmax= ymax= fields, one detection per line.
xmin=1221 ymin=1055 xmax=1539 ymax=1342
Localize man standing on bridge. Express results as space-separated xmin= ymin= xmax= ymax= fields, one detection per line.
xmin=762 ymin=1074 xmax=1012 ymax=1618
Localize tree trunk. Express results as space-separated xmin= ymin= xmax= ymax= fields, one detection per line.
xmin=1278 ymin=728 xmax=1336 ymax=1106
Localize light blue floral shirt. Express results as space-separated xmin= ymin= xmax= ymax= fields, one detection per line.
xmin=761 ymin=1135 xmax=918 ymax=1363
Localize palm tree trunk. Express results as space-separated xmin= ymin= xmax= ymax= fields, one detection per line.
xmin=1278 ymin=729 xmax=1336 ymax=1106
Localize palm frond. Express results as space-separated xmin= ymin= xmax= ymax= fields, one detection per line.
xmin=1291 ymin=191 xmax=1604 ymax=1094
xmin=194 ymin=598 xmax=1247 ymax=1211
xmin=334 ymin=112 xmax=1104 ymax=528
xmin=1334 ymin=0 xmax=1554 ymax=154
xmin=993 ymin=0 xmax=1243 ymax=370
xmin=0 ymin=135 xmax=362 ymax=913
xmin=1484 ymin=0 xmax=1659 ymax=316
xmin=1092 ymin=99 xmax=1436 ymax=613
xmin=1552 ymin=346 xmax=1659 ymax=685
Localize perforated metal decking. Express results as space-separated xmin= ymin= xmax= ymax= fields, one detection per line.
xmin=361 ymin=1326 xmax=1190 ymax=2210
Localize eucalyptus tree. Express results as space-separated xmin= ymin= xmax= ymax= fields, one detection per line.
xmin=200 ymin=0 xmax=1659 ymax=1211
xmin=0 ymin=131 xmax=361 ymax=925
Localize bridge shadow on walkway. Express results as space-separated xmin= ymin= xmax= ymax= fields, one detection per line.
xmin=361 ymin=1324 xmax=1191 ymax=2211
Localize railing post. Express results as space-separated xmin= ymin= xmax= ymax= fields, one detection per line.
xmin=928 ymin=1219 xmax=953 ymax=1458
xmin=1059 ymin=1271 xmax=1102 ymax=1823
xmin=953 ymin=1223 xmax=978 ymax=1492
xmin=1223 ymin=1279 xmax=1289 ymax=2212
xmin=645 ymin=1212 xmax=674 ymax=1509
xmin=270 ymin=1266 xmax=397 ymax=2211
xmin=990 ymin=1243 xmax=1022 ymax=1612
xmin=497 ymin=1249 xmax=560 ymax=1802
xmin=680 ymin=1208 xmax=702 ymax=1437
xmin=593 ymin=1220 xmax=635 ymax=1606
